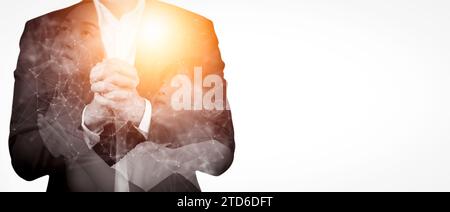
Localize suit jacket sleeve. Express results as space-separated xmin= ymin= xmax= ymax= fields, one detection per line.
xmin=9 ymin=20 xmax=65 ymax=181
xmin=148 ymin=20 xmax=235 ymax=176
xmin=191 ymin=20 xmax=235 ymax=175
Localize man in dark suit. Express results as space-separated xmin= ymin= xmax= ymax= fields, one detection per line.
xmin=9 ymin=0 xmax=235 ymax=192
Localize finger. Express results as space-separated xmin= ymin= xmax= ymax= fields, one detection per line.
xmin=38 ymin=123 xmax=64 ymax=158
xmin=38 ymin=116 xmax=69 ymax=149
xmin=47 ymin=120 xmax=82 ymax=146
xmin=38 ymin=116 xmax=60 ymax=143
xmin=104 ymin=74 xmax=139 ymax=89
xmin=38 ymin=115 xmax=59 ymax=135
xmin=45 ymin=119 xmax=70 ymax=142
xmin=37 ymin=114 xmax=44 ymax=128
xmin=91 ymin=60 xmax=139 ymax=84
xmin=90 ymin=63 xmax=106 ymax=84
xmin=38 ymin=115 xmax=83 ymax=159
xmin=105 ymin=58 xmax=139 ymax=79
xmin=91 ymin=81 xmax=120 ymax=94
xmin=94 ymin=93 xmax=116 ymax=108
xmin=103 ymin=90 xmax=132 ymax=101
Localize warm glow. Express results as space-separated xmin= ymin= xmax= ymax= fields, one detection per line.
xmin=136 ymin=13 xmax=185 ymax=72
xmin=139 ymin=15 xmax=171 ymax=50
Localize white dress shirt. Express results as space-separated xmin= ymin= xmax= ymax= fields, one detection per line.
xmin=82 ymin=0 xmax=152 ymax=149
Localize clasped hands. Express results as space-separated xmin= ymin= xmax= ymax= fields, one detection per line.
xmin=84 ymin=58 xmax=146 ymax=132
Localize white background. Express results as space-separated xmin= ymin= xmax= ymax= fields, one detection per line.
xmin=1 ymin=0 xmax=450 ymax=192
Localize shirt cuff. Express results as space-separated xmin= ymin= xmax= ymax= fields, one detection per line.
xmin=137 ymin=99 xmax=152 ymax=139
xmin=81 ymin=99 xmax=152 ymax=148
xmin=81 ymin=107 xmax=103 ymax=149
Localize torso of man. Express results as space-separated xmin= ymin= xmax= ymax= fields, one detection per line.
xmin=9 ymin=0 xmax=235 ymax=192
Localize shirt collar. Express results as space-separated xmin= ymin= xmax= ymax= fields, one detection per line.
xmin=93 ymin=0 xmax=146 ymax=23
xmin=93 ymin=0 xmax=146 ymax=65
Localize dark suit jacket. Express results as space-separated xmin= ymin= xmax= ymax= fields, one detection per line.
xmin=9 ymin=0 xmax=235 ymax=192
